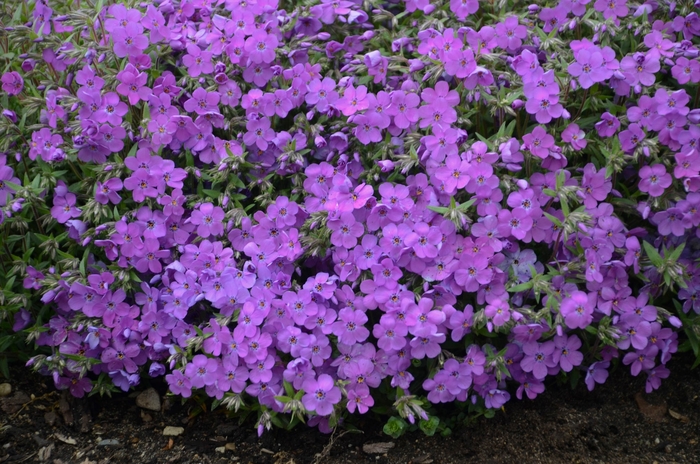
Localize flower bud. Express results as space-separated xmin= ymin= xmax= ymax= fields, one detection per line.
xmin=21 ymin=59 xmax=35 ymax=72
xmin=378 ymin=160 xmax=394 ymax=172
xmin=688 ymin=109 xmax=700 ymax=124
xmin=512 ymin=99 xmax=524 ymax=109
xmin=2 ymin=109 xmax=17 ymax=123
xmin=668 ymin=316 xmax=682 ymax=328
xmin=317 ymin=32 xmax=330 ymax=40
xmin=408 ymin=59 xmax=425 ymax=72
xmin=361 ymin=31 xmax=375 ymax=40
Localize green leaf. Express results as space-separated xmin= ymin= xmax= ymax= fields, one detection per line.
xmin=383 ymin=416 xmax=408 ymax=439
xmin=202 ymin=189 xmax=220 ymax=199
xmin=419 ymin=416 xmax=440 ymax=437
xmin=508 ymin=281 xmax=533 ymax=293
xmin=126 ymin=143 xmax=138 ymax=159
xmin=428 ymin=205 xmax=449 ymax=214
xmin=642 ymin=241 xmax=663 ymax=268
xmin=669 ymin=243 xmax=685 ymax=263
xmin=543 ymin=212 xmax=562 ymax=227
xmin=560 ymin=196 xmax=570 ymax=217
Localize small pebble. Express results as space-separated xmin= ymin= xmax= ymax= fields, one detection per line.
xmin=97 ymin=439 xmax=120 ymax=446
xmin=0 ymin=383 xmax=11 ymax=397
xmin=136 ymin=388 xmax=161 ymax=412
xmin=163 ymin=426 xmax=185 ymax=436
xmin=44 ymin=411 xmax=58 ymax=426
xmin=215 ymin=446 xmax=226 ymax=454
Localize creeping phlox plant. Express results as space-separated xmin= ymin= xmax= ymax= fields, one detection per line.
xmin=1 ymin=0 xmax=700 ymax=436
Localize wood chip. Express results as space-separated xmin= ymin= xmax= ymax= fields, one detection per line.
xmin=634 ymin=392 xmax=667 ymax=423
xmin=669 ymin=409 xmax=690 ymax=423
xmin=163 ymin=438 xmax=174 ymax=451
xmin=225 ymin=443 xmax=236 ymax=451
xmin=55 ymin=433 xmax=77 ymax=445
xmin=38 ymin=444 xmax=54 ymax=462
xmin=363 ymin=442 xmax=395 ymax=454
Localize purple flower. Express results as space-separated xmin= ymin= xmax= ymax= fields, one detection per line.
xmin=185 ymin=354 xmax=219 ymax=388
xmin=672 ymin=57 xmax=700 ymax=85
xmin=639 ymin=164 xmax=672 ymax=198
xmin=594 ymin=0 xmax=628 ymax=20
xmin=51 ymin=193 xmax=81 ymax=224
xmin=183 ymin=44 xmax=214 ymax=77
xmin=450 ymin=0 xmax=479 ymax=20
xmin=332 ymin=308 xmax=370 ymax=345
xmin=354 ymin=113 xmax=383 ymax=145
xmin=655 ymin=88 xmax=690 ymax=116
xmin=620 ymin=53 xmax=659 ymax=87
xmin=525 ymin=88 xmax=563 ymax=124
xmin=347 ymin=385 xmax=374 ymax=414
xmin=405 ymin=222 xmax=442 ymax=259
xmin=497 ymin=208 xmax=533 ymax=240
xmin=244 ymin=30 xmax=278 ymax=64
xmin=184 ymin=87 xmax=221 ymax=115
xmin=619 ymin=123 xmax=645 ymax=152
xmin=552 ymin=335 xmax=584 ymax=372
xmin=454 ymin=254 xmax=492 ymax=292
xmin=329 ymin=212 xmax=364 ymax=248
xmin=645 ymin=365 xmax=670 ymax=393
xmin=562 ymin=124 xmax=587 ymax=151
xmin=95 ymin=92 xmax=128 ymax=126
xmin=112 ymin=22 xmax=149 ymax=58
xmin=560 ymin=291 xmax=594 ymax=329
xmin=522 ymin=126 xmax=555 ymax=159
xmin=133 ymin=238 xmax=169 ymax=273
xmin=166 ymin=370 xmax=192 ymax=398
xmin=386 ymin=91 xmax=420 ymax=130
xmin=243 ymin=117 xmax=275 ymax=150
xmin=585 ymin=361 xmax=609 ymax=391
xmin=423 ymin=371 xmax=455 ymax=403
xmin=623 ymin=346 xmax=658 ymax=376
xmin=12 ymin=308 xmax=32 ymax=332
xmin=520 ymin=341 xmax=556 ymax=380
xmin=101 ymin=336 xmax=140 ymax=373
xmin=116 ymin=64 xmax=150 ymax=105
xmin=337 ymin=85 xmax=369 ymax=117
xmin=568 ymin=49 xmax=606 ymax=89
xmin=495 ymin=16 xmax=527 ymax=51
xmin=1 ymin=71 xmax=23 ymax=95
xmin=302 ymin=374 xmax=341 ymax=416
xmin=306 ymin=77 xmax=339 ymax=113
xmin=595 ymin=112 xmax=620 ymax=138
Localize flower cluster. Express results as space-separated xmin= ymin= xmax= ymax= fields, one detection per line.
xmin=1 ymin=0 xmax=699 ymax=436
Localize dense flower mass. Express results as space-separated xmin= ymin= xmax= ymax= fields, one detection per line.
xmin=1 ymin=0 xmax=700 ymax=436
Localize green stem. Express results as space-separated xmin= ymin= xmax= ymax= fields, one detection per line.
xmin=573 ymin=88 xmax=588 ymax=121
xmin=67 ymin=159 xmax=83 ymax=181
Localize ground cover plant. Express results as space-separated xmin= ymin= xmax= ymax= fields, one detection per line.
xmin=1 ymin=0 xmax=700 ymax=439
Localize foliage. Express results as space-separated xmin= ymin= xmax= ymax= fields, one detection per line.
xmin=1 ymin=0 xmax=700 ymax=437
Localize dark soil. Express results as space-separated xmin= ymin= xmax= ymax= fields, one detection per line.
xmin=2 ymin=354 xmax=699 ymax=464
